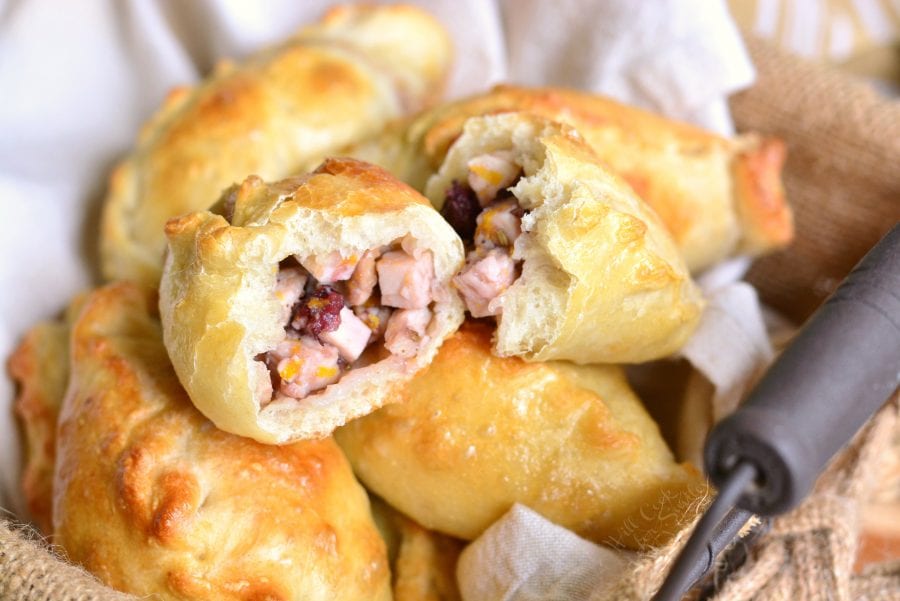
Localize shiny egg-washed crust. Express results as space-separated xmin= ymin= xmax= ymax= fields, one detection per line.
xmin=53 ymin=283 xmax=391 ymax=601
xmin=8 ymin=298 xmax=85 ymax=534
xmin=335 ymin=322 xmax=709 ymax=550
xmin=426 ymin=113 xmax=703 ymax=364
xmin=100 ymin=4 xmax=452 ymax=288
xmin=348 ymin=85 xmax=793 ymax=272
xmin=161 ymin=158 xmax=465 ymax=444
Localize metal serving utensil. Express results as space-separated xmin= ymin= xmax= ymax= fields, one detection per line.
xmin=652 ymin=223 xmax=900 ymax=601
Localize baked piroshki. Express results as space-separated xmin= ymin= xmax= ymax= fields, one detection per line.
xmin=53 ymin=282 xmax=391 ymax=601
xmin=100 ymin=3 xmax=452 ymax=288
xmin=370 ymin=496 xmax=464 ymax=601
xmin=426 ymin=112 xmax=703 ymax=363
xmin=160 ymin=158 xmax=465 ymax=444
xmin=7 ymin=302 xmax=83 ymax=534
xmin=335 ymin=321 xmax=708 ymax=549
xmin=348 ymin=84 xmax=792 ymax=272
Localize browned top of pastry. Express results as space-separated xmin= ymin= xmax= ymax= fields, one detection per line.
xmin=100 ymin=4 xmax=452 ymax=288
xmin=290 ymin=158 xmax=432 ymax=215
xmin=418 ymin=85 xmax=727 ymax=164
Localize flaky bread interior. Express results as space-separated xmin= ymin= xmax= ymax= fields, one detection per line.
xmin=348 ymin=85 xmax=793 ymax=272
xmin=100 ymin=4 xmax=453 ymax=288
xmin=335 ymin=322 xmax=708 ymax=549
xmin=425 ymin=113 xmax=703 ymax=364
xmin=161 ymin=159 xmax=465 ymax=444
xmin=53 ymin=283 xmax=391 ymax=601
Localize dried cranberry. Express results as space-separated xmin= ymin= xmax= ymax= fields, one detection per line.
xmin=295 ymin=285 xmax=344 ymax=337
xmin=440 ymin=180 xmax=481 ymax=241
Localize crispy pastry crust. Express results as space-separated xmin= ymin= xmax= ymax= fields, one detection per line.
xmin=350 ymin=85 xmax=793 ymax=272
xmin=160 ymin=158 xmax=465 ymax=444
xmin=391 ymin=519 xmax=463 ymax=601
xmin=732 ymin=135 xmax=794 ymax=254
xmin=335 ymin=322 xmax=708 ymax=549
xmin=426 ymin=113 xmax=703 ymax=363
xmin=53 ymin=283 xmax=391 ymax=601
xmin=370 ymin=496 xmax=463 ymax=601
xmin=100 ymin=4 xmax=452 ymax=288
xmin=8 ymin=314 xmax=76 ymax=533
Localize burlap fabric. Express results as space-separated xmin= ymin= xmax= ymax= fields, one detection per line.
xmin=1 ymin=36 xmax=899 ymax=601
xmin=734 ymin=37 xmax=900 ymax=324
xmin=601 ymin=396 xmax=900 ymax=601
xmin=0 ymin=521 xmax=133 ymax=600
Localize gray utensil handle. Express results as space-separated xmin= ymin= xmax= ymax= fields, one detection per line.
xmin=705 ymin=224 xmax=900 ymax=516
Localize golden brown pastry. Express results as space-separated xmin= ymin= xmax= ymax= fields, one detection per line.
xmin=425 ymin=112 xmax=703 ymax=363
xmin=349 ymin=84 xmax=792 ymax=272
xmin=370 ymin=496 xmax=463 ymax=601
xmin=392 ymin=521 xmax=463 ymax=601
xmin=8 ymin=301 xmax=83 ymax=534
xmin=100 ymin=4 xmax=452 ymax=288
xmin=335 ymin=322 xmax=709 ymax=550
xmin=53 ymin=282 xmax=391 ymax=601
xmin=161 ymin=158 xmax=465 ymax=444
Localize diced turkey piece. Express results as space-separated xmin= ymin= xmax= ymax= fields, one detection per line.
xmin=400 ymin=235 xmax=428 ymax=259
xmin=474 ymin=199 xmax=522 ymax=251
xmin=384 ymin=308 xmax=432 ymax=358
xmin=467 ymin=151 xmax=520 ymax=207
xmin=354 ymin=304 xmax=392 ymax=339
xmin=453 ymin=248 xmax=517 ymax=318
xmin=253 ymin=361 xmax=274 ymax=405
xmin=376 ymin=250 xmax=434 ymax=309
xmin=347 ymin=249 xmax=381 ymax=306
xmin=319 ymin=307 xmax=372 ymax=362
xmin=299 ymin=250 xmax=360 ymax=283
xmin=272 ymin=336 xmax=341 ymax=399
xmin=274 ymin=267 xmax=307 ymax=325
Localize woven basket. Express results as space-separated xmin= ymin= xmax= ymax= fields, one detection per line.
xmin=2 ymin=36 xmax=899 ymax=601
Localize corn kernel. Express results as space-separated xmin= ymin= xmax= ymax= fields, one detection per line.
xmin=316 ymin=365 xmax=338 ymax=379
xmin=307 ymin=298 xmax=327 ymax=310
xmin=470 ymin=164 xmax=505 ymax=187
xmin=279 ymin=357 xmax=303 ymax=381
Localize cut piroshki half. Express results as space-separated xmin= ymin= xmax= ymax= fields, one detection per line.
xmin=425 ymin=112 xmax=704 ymax=364
xmin=349 ymin=85 xmax=792 ymax=273
xmin=160 ymin=158 xmax=465 ymax=444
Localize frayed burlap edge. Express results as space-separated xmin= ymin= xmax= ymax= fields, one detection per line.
xmin=0 ymin=520 xmax=136 ymax=600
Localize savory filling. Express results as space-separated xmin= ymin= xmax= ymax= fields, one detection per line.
xmin=261 ymin=236 xmax=436 ymax=403
xmin=440 ymin=151 xmax=526 ymax=318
